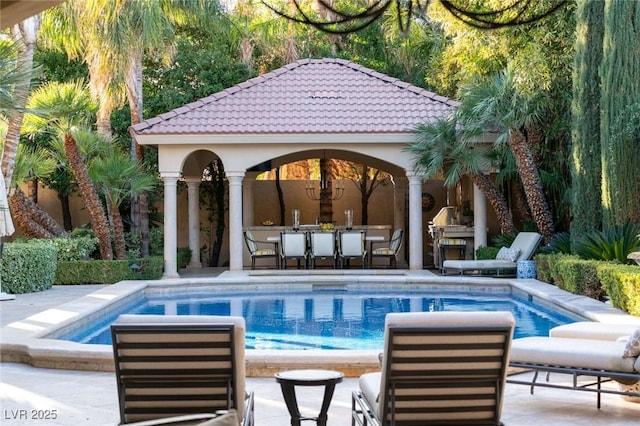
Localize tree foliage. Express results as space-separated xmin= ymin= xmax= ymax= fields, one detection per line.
xmin=599 ymin=0 xmax=640 ymax=227
xmin=570 ymin=0 xmax=604 ymax=247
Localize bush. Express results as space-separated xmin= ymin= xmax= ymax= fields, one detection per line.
xmin=178 ymin=246 xmax=192 ymax=268
xmin=475 ymin=246 xmax=500 ymax=260
xmin=552 ymin=257 xmax=606 ymax=300
xmin=51 ymin=235 xmax=97 ymax=261
xmin=533 ymin=253 xmax=555 ymax=283
xmin=574 ymin=222 xmax=640 ymax=264
xmin=55 ymin=256 xmax=163 ymax=284
xmin=597 ymin=263 xmax=640 ymax=316
xmin=539 ymin=232 xmax=572 ymax=254
xmin=1 ymin=241 xmax=57 ymax=294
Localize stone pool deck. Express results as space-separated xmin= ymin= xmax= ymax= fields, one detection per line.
xmin=2 ymin=272 xmax=640 ymax=425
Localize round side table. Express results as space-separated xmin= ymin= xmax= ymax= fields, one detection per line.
xmin=274 ymin=369 xmax=344 ymax=426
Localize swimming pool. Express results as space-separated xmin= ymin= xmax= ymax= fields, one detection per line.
xmin=59 ymin=288 xmax=578 ymax=349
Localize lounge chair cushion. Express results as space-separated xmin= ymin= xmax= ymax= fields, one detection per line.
xmin=197 ymin=410 xmax=238 ymax=426
xmin=358 ymin=372 xmax=381 ymax=416
xmin=623 ymin=328 xmax=640 ymax=357
xmin=510 ymin=337 xmax=638 ymax=373
xmin=550 ymin=322 xmax=640 ymax=341
xmin=443 ymin=259 xmax=518 ymax=270
xmin=496 ymin=247 xmax=520 ymax=262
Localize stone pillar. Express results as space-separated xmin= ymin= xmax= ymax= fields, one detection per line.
xmin=473 ymin=183 xmax=488 ymax=258
xmin=393 ymin=176 xmax=407 ymax=267
xmin=184 ymin=177 xmax=202 ymax=268
xmin=243 ymin=174 xmax=257 ymax=227
xmin=407 ymin=172 xmax=423 ymax=270
xmin=161 ymin=172 xmax=180 ymax=278
xmin=227 ymin=171 xmax=245 ymax=271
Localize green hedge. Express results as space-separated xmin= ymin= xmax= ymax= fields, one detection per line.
xmin=475 ymin=246 xmax=500 ymax=260
xmin=55 ymin=256 xmax=164 ymax=284
xmin=551 ymin=257 xmax=606 ymax=300
xmin=535 ymin=252 xmax=640 ymax=315
xmin=1 ymin=241 xmax=57 ymax=294
xmin=597 ymin=263 xmax=640 ymax=317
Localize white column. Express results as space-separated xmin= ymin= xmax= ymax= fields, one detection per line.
xmin=393 ymin=176 xmax=407 ymax=267
xmin=161 ymin=172 xmax=180 ymax=278
xmin=407 ymin=172 xmax=423 ymax=270
xmin=184 ymin=177 xmax=202 ymax=268
xmin=242 ymin=175 xmax=255 ymax=227
xmin=473 ymin=183 xmax=488 ymax=258
xmin=227 ymin=171 xmax=245 ymax=271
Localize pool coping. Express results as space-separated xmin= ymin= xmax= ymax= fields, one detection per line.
xmin=1 ymin=271 xmax=639 ymax=377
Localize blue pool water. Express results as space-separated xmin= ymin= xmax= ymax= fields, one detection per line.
xmin=60 ymin=289 xmax=578 ymax=350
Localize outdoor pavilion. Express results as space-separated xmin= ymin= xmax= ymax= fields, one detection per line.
xmin=130 ymin=58 xmax=492 ymax=277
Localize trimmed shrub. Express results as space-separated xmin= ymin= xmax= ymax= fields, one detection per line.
xmin=475 ymin=246 xmax=500 ymax=260
xmin=533 ymin=253 xmax=555 ymax=283
xmin=51 ymin=235 xmax=97 ymax=261
xmin=55 ymin=257 xmax=163 ymax=284
xmin=1 ymin=241 xmax=57 ymax=294
xmin=548 ymin=254 xmax=579 ymax=289
xmin=597 ymin=263 xmax=640 ymax=316
xmin=552 ymin=257 xmax=606 ymax=300
xmin=178 ymin=246 xmax=192 ymax=269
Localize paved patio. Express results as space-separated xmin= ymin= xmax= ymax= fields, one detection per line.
xmin=2 ymin=283 xmax=640 ymax=425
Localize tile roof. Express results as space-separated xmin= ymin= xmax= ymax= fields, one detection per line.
xmin=131 ymin=58 xmax=458 ymax=136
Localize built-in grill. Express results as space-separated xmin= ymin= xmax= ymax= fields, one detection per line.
xmin=428 ymin=207 xmax=474 ymax=271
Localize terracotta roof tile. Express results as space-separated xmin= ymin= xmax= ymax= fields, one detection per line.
xmin=131 ymin=58 xmax=458 ymax=136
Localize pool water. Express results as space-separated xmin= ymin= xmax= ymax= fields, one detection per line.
xmin=60 ymin=289 xmax=578 ymax=350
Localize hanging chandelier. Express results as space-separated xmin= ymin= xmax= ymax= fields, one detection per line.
xmin=305 ymin=154 xmax=344 ymax=201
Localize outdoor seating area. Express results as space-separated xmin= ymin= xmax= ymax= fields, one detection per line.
xmin=244 ymin=227 xmax=403 ymax=270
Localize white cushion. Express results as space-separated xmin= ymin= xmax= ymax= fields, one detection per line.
xmin=550 ymin=322 xmax=640 ymax=341
xmin=358 ymin=372 xmax=381 ymax=416
xmin=443 ymin=259 xmax=517 ymax=270
xmin=510 ymin=337 xmax=637 ymax=373
xmin=496 ymin=247 xmax=521 ymax=262
xmin=623 ymin=328 xmax=640 ymax=358
xmin=197 ymin=410 xmax=238 ymax=426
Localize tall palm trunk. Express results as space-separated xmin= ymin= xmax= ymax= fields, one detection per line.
xmin=1 ymin=17 xmax=40 ymax=190
xmin=64 ymin=133 xmax=113 ymax=260
xmin=14 ymin=188 xmax=67 ymax=236
xmin=9 ymin=195 xmax=53 ymax=238
xmin=9 ymin=188 xmax=66 ymax=238
xmin=508 ymin=129 xmax=555 ymax=243
xmin=126 ymin=53 xmax=151 ymax=256
xmin=109 ymin=200 xmax=126 ymax=260
xmin=469 ymin=173 xmax=516 ymax=235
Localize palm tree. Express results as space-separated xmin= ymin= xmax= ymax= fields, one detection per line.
xmin=22 ymin=80 xmax=113 ymax=259
xmin=89 ymin=150 xmax=156 ymax=260
xmin=457 ymin=68 xmax=555 ymax=243
xmin=7 ymin=144 xmax=64 ymax=238
xmin=40 ymin=0 xmax=224 ymax=257
xmin=1 ymin=16 xmax=41 ymax=191
xmin=64 ymin=129 xmax=113 ymax=260
xmin=409 ymin=117 xmax=516 ymax=235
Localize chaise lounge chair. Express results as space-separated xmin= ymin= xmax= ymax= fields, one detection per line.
xmin=507 ymin=322 xmax=640 ymax=408
xmin=352 ymin=311 xmax=515 ymax=426
xmin=111 ymin=314 xmax=255 ymax=426
xmin=442 ymin=232 xmax=542 ymax=276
